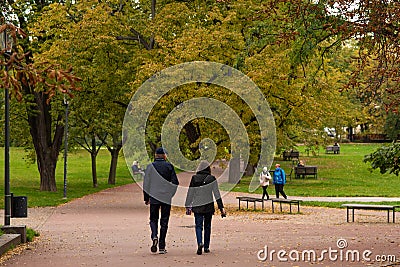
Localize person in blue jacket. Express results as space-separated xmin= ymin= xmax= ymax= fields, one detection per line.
xmin=273 ymin=163 xmax=287 ymax=199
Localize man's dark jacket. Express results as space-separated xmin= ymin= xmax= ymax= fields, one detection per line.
xmin=143 ymin=158 xmax=179 ymax=205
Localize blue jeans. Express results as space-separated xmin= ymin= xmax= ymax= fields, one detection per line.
xmin=194 ymin=213 xmax=213 ymax=249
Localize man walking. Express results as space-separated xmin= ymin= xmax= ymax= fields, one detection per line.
xmin=143 ymin=147 xmax=179 ymax=254
xmin=273 ymin=163 xmax=287 ymax=199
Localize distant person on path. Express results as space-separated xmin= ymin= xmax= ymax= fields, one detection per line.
xmin=143 ymin=147 xmax=179 ymax=254
xmin=273 ymin=163 xmax=287 ymax=199
xmin=185 ymin=160 xmax=226 ymax=255
xmin=131 ymin=160 xmax=145 ymax=178
xmin=259 ymin=167 xmax=271 ymax=200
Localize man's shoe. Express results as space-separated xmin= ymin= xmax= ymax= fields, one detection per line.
xmin=151 ymin=238 xmax=158 ymax=253
xmin=197 ymin=243 xmax=204 ymax=255
xmin=159 ymin=249 xmax=167 ymax=254
xmin=204 ymin=248 xmax=210 ymax=253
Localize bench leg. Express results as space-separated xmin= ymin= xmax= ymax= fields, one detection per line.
xmin=352 ymin=208 xmax=355 ymax=222
xmin=393 ymin=209 xmax=396 ymax=223
xmin=254 ymin=201 xmax=256 ymax=210
xmin=246 ymin=201 xmax=249 ymax=209
xmin=289 ymin=203 xmax=292 ymax=213
xmin=346 ymin=208 xmax=349 ymax=222
xmin=280 ymin=202 xmax=282 ymax=212
xmin=297 ymin=202 xmax=300 ymax=213
xmin=272 ymin=201 xmax=275 ymax=213
xmin=388 ymin=210 xmax=390 ymax=223
xmin=238 ymin=200 xmax=240 ymax=210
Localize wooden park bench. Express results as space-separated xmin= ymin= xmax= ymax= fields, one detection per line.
xmin=326 ymin=145 xmax=340 ymax=154
xmin=271 ymin=198 xmax=302 ymax=213
xmin=282 ymin=150 xmax=300 ymax=161
xmin=236 ymin=196 xmax=268 ymax=211
xmin=294 ymin=166 xmax=318 ymax=179
xmin=342 ymin=203 xmax=400 ymax=223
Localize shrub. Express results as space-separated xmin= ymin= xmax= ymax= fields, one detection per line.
xmin=26 ymin=228 xmax=40 ymax=242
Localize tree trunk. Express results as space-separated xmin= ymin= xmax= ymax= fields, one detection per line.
xmin=228 ymin=157 xmax=241 ymax=184
xmin=184 ymin=121 xmax=201 ymax=154
xmin=91 ymin=137 xmax=98 ymax=188
xmin=27 ymin=91 xmax=63 ymax=192
xmin=107 ymin=137 xmax=122 ymax=185
xmin=108 ymin=148 xmax=120 ymax=185
xmin=75 ymin=134 xmax=100 ymax=188
xmin=36 ymin=150 xmax=58 ymax=191
xmin=348 ymin=126 xmax=353 ymax=141
xmin=245 ymin=163 xmax=255 ymax=176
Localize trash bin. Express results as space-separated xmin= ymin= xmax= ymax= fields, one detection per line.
xmin=11 ymin=195 xmax=28 ymax=218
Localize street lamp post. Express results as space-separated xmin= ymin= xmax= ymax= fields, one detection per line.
xmin=63 ymin=96 xmax=69 ymax=199
xmin=1 ymin=26 xmax=13 ymax=226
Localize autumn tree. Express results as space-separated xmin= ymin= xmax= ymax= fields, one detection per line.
xmin=0 ymin=21 xmax=81 ymax=191
xmin=364 ymin=142 xmax=400 ymax=176
xmin=261 ymin=0 xmax=400 ymax=113
xmin=31 ymin=1 xmax=134 ymax=186
xmin=121 ymin=1 xmax=252 ymax=164
xmin=259 ymin=0 xmax=400 ymax=171
xmin=10 ymin=0 xmax=367 ymax=184
xmin=120 ymin=0 xmax=359 ymax=172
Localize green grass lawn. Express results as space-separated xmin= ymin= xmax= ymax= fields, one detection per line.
xmin=0 ymin=148 xmax=133 ymax=207
xmin=221 ymin=143 xmax=400 ymax=198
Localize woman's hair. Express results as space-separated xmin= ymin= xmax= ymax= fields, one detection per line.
xmin=197 ymin=160 xmax=211 ymax=173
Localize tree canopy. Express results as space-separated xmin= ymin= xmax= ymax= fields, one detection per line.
xmin=4 ymin=0 xmax=400 ymax=184
xmin=364 ymin=142 xmax=400 ymax=176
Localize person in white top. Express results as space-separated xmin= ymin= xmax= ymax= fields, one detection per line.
xmin=259 ymin=167 xmax=271 ymax=200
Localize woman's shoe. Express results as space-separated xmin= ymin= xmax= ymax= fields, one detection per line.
xmin=159 ymin=249 xmax=167 ymax=254
xmin=197 ymin=243 xmax=204 ymax=255
xmin=204 ymin=248 xmax=210 ymax=253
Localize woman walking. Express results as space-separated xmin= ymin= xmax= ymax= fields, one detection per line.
xmin=185 ymin=161 xmax=226 ymax=255
xmin=259 ymin=167 xmax=271 ymax=200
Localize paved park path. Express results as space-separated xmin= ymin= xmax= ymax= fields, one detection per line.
xmin=0 ymin=171 xmax=399 ymax=267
